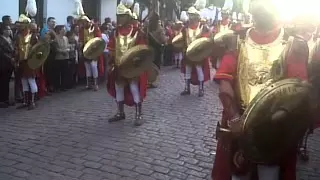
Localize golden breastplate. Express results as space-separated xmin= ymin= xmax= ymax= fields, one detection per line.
xmin=84 ymin=28 xmax=95 ymax=44
xmin=19 ymin=34 xmax=32 ymax=61
xmin=187 ymin=24 xmax=202 ymax=45
xmin=237 ymin=28 xmax=286 ymax=107
xmin=115 ymin=29 xmax=138 ymax=66
xmin=219 ymin=24 xmax=230 ymax=33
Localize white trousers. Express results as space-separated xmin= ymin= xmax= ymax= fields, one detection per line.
xmin=84 ymin=61 xmax=98 ymax=78
xmin=174 ymin=52 xmax=183 ymax=64
xmin=21 ymin=77 xmax=38 ymax=93
xmin=232 ymin=165 xmax=280 ymax=180
xmin=115 ymin=81 xmax=141 ymax=103
xmin=185 ymin=65 xmax=204 ymax=81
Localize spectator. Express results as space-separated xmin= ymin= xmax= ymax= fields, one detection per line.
xmin=2 ymin=15 xmax=12 ymax=25
xmin=0 ymin=23 xmax=15 ymax=108
xmin=101 ymin=25 xmax=110 ymax=79
xmin=66 ymin=16 xmax=74 ymax=32
xmin=54 ymin=25 xmax=70 ymax=91
xmin=40 ymin=17 xmax=56 ymax=39
xmin=2 ymin=15 xmax=13 ymax=38
xmin=43 ymin=31 xmax=57 ymax=93
xmin=66 ymin=24 xmax=80 ymax=87
xmin=102 ymin=17 xmax=111 ymax=27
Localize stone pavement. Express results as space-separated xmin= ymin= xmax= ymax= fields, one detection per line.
xmin=0 ymin=67 xmax=319 ymax=180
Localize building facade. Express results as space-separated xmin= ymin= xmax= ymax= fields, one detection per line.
xmin=1 ymin=0 xmax=117 ymax=26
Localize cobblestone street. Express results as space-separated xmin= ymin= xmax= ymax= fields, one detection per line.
xmin=0 ymin=67 xmax=319 ymax=180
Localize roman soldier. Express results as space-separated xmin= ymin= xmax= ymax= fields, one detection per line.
xmin=211 ymin=7 xmax=232 ymax=69
xmin=173 ymin=20 xmax=184 ymax=68
xmin=180 ymin=0 xmax=211 ymax=97
xmin=212 ymin=0 xmax=316 ymax=179
xmin=107 ymin=1 xmax=148 ymax=126
xmin=76 ymin=0 xmax=104 ymax=91
xmin=15 ymin=1 xmax=39 ymax=110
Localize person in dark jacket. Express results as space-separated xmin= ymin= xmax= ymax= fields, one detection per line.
xmin=0 ymin=23 xmax=15 ymax=108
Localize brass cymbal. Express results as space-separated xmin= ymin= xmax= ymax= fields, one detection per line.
xmin=172 ymin=33 xmax=185 ymax=50
xmin=83 ymin=37 xmax=106 ymax=59
xmin=214 ymin=30 xmax=235 ymax=46
xmin=240 ymin=79 xmax=315 ymax=164
xmin=186 ymin=37 xmax=214 ymax=62
xmin=119 ymin=45 xmax=154 ymax=79
xmin=27 ymin=41 xmax=50 ymax=70
xmin=119 ymin=45 xmax=154 ymax=67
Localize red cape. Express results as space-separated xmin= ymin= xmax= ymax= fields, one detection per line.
xmin=107 ymin=25 xmax=148 ymax=106
xmin=212 ymin=28 xmax=308 ymax=180
xmin=181 ymin=59 xmax=211 ymax=85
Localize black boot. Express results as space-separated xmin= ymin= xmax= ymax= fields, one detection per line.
xmin=198 ymin=81 xmax=204 ymax=97
xmin=148 ymin=83 xmax=157 ymax=89
xmin=180 ymin=79 xmax=191 ymax=95
xmin=134 ymin=103 xmax=143 ymax=126
xmin=16 ymin=92 xmax=28 ymax=109
xmin=28 ymin=93 xmax=36 ymax=110
xmin=93 ymin=78 xmax=99 ymax=91
xmin=85 ymin=77 xmax=91 ymax=89
xmin=108 ymin=101 xmax=125 ymax=122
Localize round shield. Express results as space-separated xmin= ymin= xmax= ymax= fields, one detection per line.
xmin=147 ymin=63 xmax=160 ymax=83
xmin=186 ymin=37 xmax=214 ymax=62
xmin=240 ymin=79 xmax=316 ymax=164
xmin=83 ymin=37 xmax=106 ymax=59
xmin=27 ymin=41 xmax=50 ymax=70
xmin=119 ymin=45 xmax=154 ymax=79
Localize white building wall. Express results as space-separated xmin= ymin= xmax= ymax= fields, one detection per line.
xmin=0 ymin=1 xmax=19 ymax=22
xmin=1 ymin=0 xmax=117 ymax=25
xmin=100 ymin=0 xmax=117 ymax=22
xmin=46 ymin=0 xmax=75 ymax=25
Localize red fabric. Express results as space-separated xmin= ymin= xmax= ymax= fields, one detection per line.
xmin=107 ymin=25 xmax=148 ymax=106
xmin=37 ymin=70 xmax=47 ymax=98
xmin=107 ymin=71 xmax=148 ymax=107
xmin=214 ymin=51 xmax=238 ymax=82
xmin=181 ymin=59 xmax=211 ymax=85
xmin=94 ymin=26 xmax=105 ymax=77
xmin=166 ymin=26 xmax=174 ymax=42
xmin=212 ymin=28 xmax=304 ymax=180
